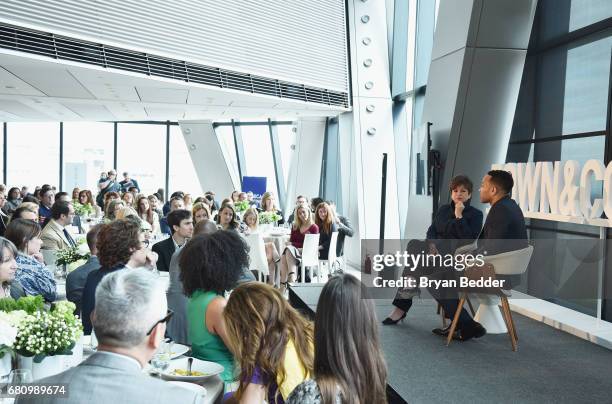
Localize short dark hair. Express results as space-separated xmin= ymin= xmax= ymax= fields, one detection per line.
xmin=167 ymin=209 xmax=191 ymax=234
xmin=54 ymin=192 xmax=69 ymax=202
xmin=40 ymin=187 xmax=54 ymax=198
xmin=97 ymin=220 xmax=141 ymax=268
xmin=179 ymin=231 xmax=248 ymax=296
xmin=487 ymin=170 xmax=514 ymax=194
xmin=86 ymin=224 xmax=104 ymax=252
xmin=21 ymin=196 xmax=40 ymax=205
xmin=449 ymin=175 xmax=473 ymax=194
xmin=170 ymin=191 xmax=185 ymax=199
xmin=5 ymin=219 xmax=42 ymax=252
xmin=51 ymin=201 xmax=72 ymax=220
xmin=311 ymin=197 xmax=324 ymax=210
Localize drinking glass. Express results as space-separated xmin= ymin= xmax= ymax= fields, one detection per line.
xmin=8 ymin=369 xmax=32 ymax=385
xmin=150 ymin=352 xmax=170 ymax=378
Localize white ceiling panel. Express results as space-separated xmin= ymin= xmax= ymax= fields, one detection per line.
xmin=61 ymin=103 xmax=115 ymax=120
xmin=136 ymin=87 xmax=189 ymax=103
xmin=0 ymin=67 xmax=46 ymax=96
xmin=1 ymin=63 xmax=95 ymax=99
xmin=0 ymin=99 xmax=53 ymax=119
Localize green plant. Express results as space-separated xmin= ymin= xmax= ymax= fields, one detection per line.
xmin=234 ymin=200 xmax=250 ymax=213
xmin=56 ymin=244 xmax=90 ymax=266
xmin=258 ymin=211 xmax=282 ymax=224
xmin=73 ymin=202 xmax=94 ymax=217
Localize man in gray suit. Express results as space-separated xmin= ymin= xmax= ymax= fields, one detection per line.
xmin=17 ymin=268 xmax=202 ymax=404
xmin=66 ymin=224 xmax=103 ymax=316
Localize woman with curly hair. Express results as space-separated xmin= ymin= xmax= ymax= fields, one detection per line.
xmin=80 ymin=219 xmax=149 ymax=334
xmin=180 ymin=230 xmax=248 ymax=382
xmin=223 ymin=282 xmax=314 ymax=403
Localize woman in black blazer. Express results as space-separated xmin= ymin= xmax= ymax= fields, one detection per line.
xmin=383 ymin=175 xmax=483 ymax=325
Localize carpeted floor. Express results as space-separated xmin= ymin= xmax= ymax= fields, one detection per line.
xmin=290 ymin=285 xmax=612 ymax=404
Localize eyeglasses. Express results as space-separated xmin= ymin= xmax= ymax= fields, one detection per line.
xmin=146 ymin=309 xmax=174 ymax=336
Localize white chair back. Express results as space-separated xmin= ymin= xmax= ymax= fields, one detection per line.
xmin=327 ymin=232 xmax=338 ymax=264
xmin=300 ymin=233 xmax=320 ymax=282
xmin=484 ymin=245 xmax=533 ymax=275
xmin=246 ymin=234 xmax=269 ymax=277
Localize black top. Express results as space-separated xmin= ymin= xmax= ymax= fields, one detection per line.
xmin=318 ymin=222 xmax=338 ymax=260
xmin=152 ymin=237 xmax=176 ymax=272
xmin=81 ymin=264 xmax=122 ymax=335
xmin=426 ymin=200 xmax=483 ymax=255
xmin=477 ymin=195 xmax=528 ymax=256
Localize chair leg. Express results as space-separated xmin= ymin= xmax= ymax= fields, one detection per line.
xmin=466 ymin=296 xmax=476 ymax=316
xmin=446 ymin=293 xmax=466 ymax=346
xmin=504 ymin=296 xmax=518 ymax=342
xmin=300 ymin=265 xmax=305 ymax=284
xmin=500 ymin=296 xmax=517 ymax=351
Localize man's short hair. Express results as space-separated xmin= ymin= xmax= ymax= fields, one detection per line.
xmin=93 ymin=268 xmax=166 ymax=348
xmin=449 ymin=175 xmax=474 ymax=194
xmin=40 ymin=187 xmax=54 ymax=198
xmin=51 ymin=201 xmax=71 ymax=220
xmin=54 ymin=192 xmax=69 ymax=202
xmin=170 ymin=191 xmax=185 ymax=199
xmin=167 ymin=209 xmax=191 ymax=233
xmin=487 ymin=170 xmax=514 ymax=194
xmin=193 ymin=219 xmax=218 ymax=236
xmin=123 ymin=172 xmax=129 ymax=176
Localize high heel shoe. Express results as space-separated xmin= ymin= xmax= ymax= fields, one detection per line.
xmin=382 ymin=312 xmax=407 ymax=325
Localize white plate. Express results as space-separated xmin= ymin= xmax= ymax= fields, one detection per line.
xmin=167 ymin=343 xmax=190 ymax=359
xmin=168 ymin=381 xmax=207 ymax=398
xmin=161 ymin=357 xmax=224 ymax=382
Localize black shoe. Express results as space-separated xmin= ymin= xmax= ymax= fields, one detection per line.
xmin=432 ymin=325 xmax=452 ymax=336
xmin=382 ymin=312 xmax=407 ymax=325
xmin=456 ymin=322 xmax=487 ymax=341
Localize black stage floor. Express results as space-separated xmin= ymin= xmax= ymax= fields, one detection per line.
xmin=289 ymin=284 xmax=612 ymax=404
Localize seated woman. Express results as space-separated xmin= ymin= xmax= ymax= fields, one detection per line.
xmin=215 ymin=203 xmax=244 ymax=233
xmin=4 ymin=187 xmax=22 ymax=215
xmin=180 ymin=230 xmax=247 ymax=382
xmin=313 ymin=202 xmax=337 ymax=261
xmin=243 ymin=208 xmax=281 ymax=285
xmin=12 ymin=202 xmax=39 ymax=222
xmin=77 ymin=189 xmax=102 ymax=217
xmin=104 ymin=200 xmax=125 ymax=223
xmin=287 ymin=274 xmax=388 ymax=404
xmin=5 ymin=219 xmax=57 ymax=302
xmin=192 ymin=202 xmax=211 ymax=224
xmin=223 ymin=282 xmax=313 ymax=403
xmin=0 ymin=237 xmax=25 ymax=299
xmin=137 ymin=196 xmax=161 ymax=235
xmin=280 ymin=205 xmax=319 ymax=293
xmin=258 ymin=192 xmax=285 ymax=225
xmin=383 ymin=175 xmax=483 ymax=325
xmin=121 ymin=191 xmax=135 ymax=208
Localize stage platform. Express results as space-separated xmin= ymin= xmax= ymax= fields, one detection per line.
xmin=289 ymin=284 xmax=612 ymax=404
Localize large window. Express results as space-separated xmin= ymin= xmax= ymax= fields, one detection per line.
xmin=168 ymin=125 xmax=202 ymax=197
xmin=116 ymin=123 xmax=166 ymax=196
xmin=241 ymin=124 xmax=278 ymax=196
xmin=63 ymin=122 xmax=114 ymax=194
xmin=276 ymin=124 xmax=296 ymax=190
xmin=6 ymin=122 xmax=59 ymax=190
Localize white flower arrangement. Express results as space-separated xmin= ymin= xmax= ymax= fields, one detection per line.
xmin=259 ymin=211 xmax=282 ymax=224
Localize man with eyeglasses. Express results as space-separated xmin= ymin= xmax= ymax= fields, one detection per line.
xmin=40 ymin=201 xmax=76 ymax=252
xmin=17 ymin=269 xmax=202 ymax=404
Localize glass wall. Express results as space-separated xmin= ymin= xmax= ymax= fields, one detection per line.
xmin=63 ymin=122 xmax=114 ymax=194
xmin=241 ymin=124 xmax=279 ymax=197
xmin=6 ymin=122 xmax=60 ymax=191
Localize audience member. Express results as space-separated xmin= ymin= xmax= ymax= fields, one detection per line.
xmin=137 ymin=196 xmax=161 ymax=235
xmin=328 ymin=200 xmax=354 ymax=259
xmin=160 ymin=196 xmax=185 ymax=235
xmin=258 ymin=192 xmax=285 ymax=225
xmin=81 ymin=219 xmax=149 ymax=335
xmin=163 ymin=191 xmax=184 ymax=216
xmin=280 ymin=205 xmax=319 ymax=292
xmin=314 ymin=202 xmax=337 ymax=261
xmin=96 ymin=170 xmax=121 ymax=208
xmin=215 ymin=204 xmax=243 ymax=233
xmin=104 ymin=199 xmax=125 ymax=222
xmin=122 ymin=191 xmax=135 ymax=208
xmin=12 ymin=203 xmax=39 ymax=222
xmin=66 ymin=224 xmax=103 ymax=316
xmin=192 ymin=202 xmax=211 ymax=224
xmin=0 ymin=237 xmax=25 ymax=299
xmin=166 ymin=219 xmax=218 ymax=344
xmin=180 ymin=230 xmax=248 ymax=382
xmin=4 ymin=187 xmax=21 ymax=215
xmin=22 ymin=195 xmax=40 ymax=205
xmin=147 ymin=194 xmax=164 ymax=218
xmin=38 ymin=186 xmax=55 ymax=222
xmin=243 ymin=208 xmax=280 ymax=285
xmin=103 ymin=191 xmax=121 ymax=211
xmin=40 ymin=201 xmax=76 ymax=252
xmin=17 ymin=268 xmax=202 ymax=404
xmin=152 ymin=209 xmax=193 ymax=272
xmin=230 ymin=190 xmax=240 ymax=203
xmin=20 ymin=186 xmax=29 ymax=199
xmin=287 ymin=274 xmax=388 ymax=404
xmin=223 ymin=282 xmax=314 ymax=403
xmin=238 ymin=192 xmax=248 ymax=202
xmin=0 ymin=192 xmax=8 ymax=236
xmin=205 ymin=191 xmax=220 ymax=211
xmin=119 ymin=172 xmax=140 ymax=193
xmin=287 ymin=195 xmax=309 ymax=224
xmin=5 ymin=219 xmax=56 ymax=301
xmin=183 ymin=194 xmax=193 ymax=211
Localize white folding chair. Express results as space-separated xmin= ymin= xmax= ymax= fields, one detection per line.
xmin=246 ymin=234 xmax=269 ymax=282
xmin=318 ymin=232 xmax=338 ymax=282
xmin=299 ymin=233 xmax=320 ymax=284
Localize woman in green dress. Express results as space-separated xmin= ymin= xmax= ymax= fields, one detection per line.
xmin=179 ymin=230 xmax=249 ymax=382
